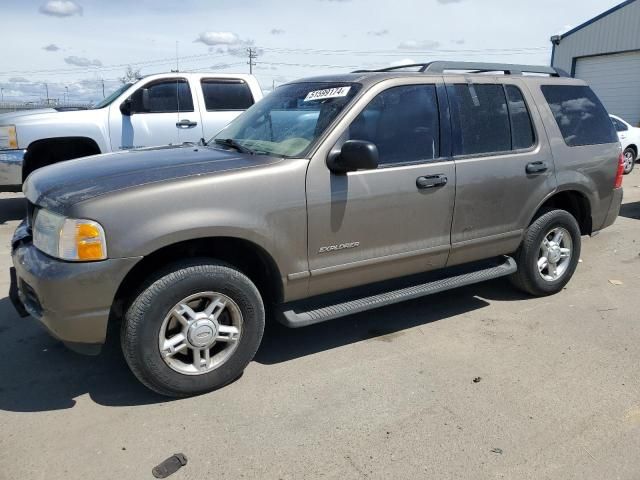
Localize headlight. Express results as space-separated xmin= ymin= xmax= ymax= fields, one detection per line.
xmin=0 ymin=125 xmax=18 ymax=150
xmin=33 ymin=209 xmax=107 ymax=261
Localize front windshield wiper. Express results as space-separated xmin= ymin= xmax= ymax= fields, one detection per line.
xmin=213 ymin=138 xmax=254 ymax=155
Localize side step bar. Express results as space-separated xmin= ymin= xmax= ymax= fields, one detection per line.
xmin=279 ymin=256 xmax=517 ymax=328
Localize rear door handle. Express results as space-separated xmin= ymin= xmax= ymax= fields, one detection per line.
xmin=176 ymin=119 xmax=198 ymax=128
xmin=526 ymin=161 xmax=548 ymax=174
xmin=416 ymin=174 xmax=448 ymax=189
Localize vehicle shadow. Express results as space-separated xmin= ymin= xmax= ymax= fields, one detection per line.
xmin=0 ymin=196 xmax=25 ymax=224
xmin=619 ymin=200 xmax=640 ymax=220
xmin=255 ymin=278 xmax=529 ymax=365
xmin=0 ymin=296 xmax=166 ymax=413
xmin=0 ymin=278 xmax=530 ymax=412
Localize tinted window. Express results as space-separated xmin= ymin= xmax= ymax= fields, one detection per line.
xmin=611 ymin=117 xmax=628 ymax=132
xmin=348 ymin=85 xmax=439 ymax=165
xmin=201 ymin=79 xmax=254 ymax=110
xmin=541 ymin=85 xmax=617 ymax=147
xmin=448 ymin=84 xmax=510 ymax=155
xmin=213 ymin=82 xmax=361 ymax=157
xmin=145 ymin=80 xmax=194 ymax=113
xmin=506 ymin=85 xmax=535 ymax=149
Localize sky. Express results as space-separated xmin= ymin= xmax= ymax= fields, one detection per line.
xmin=0 ymin=0 xmax=626 ymax=104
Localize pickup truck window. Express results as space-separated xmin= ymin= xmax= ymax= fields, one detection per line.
xmin=201 ymin=79 xmax=254 ymax=111
xmin=92 ymin=82 xmax=133 ymax=109
xmin=213 ymin=82 xmax=361 ymax=157
xmin=348 ymin=84 xmax=440 ymax=165
xmin=138 ymin=79 xmax=194 ymax=114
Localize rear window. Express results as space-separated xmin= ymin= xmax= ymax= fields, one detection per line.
xmin=541 ymin=85 xmax=617 ymax=147
xmin=201 ymin=79 xmax=254 ymax=111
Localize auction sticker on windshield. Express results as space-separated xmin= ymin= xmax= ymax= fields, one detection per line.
xmin=304 ymin=86 xmax=351 ymax=102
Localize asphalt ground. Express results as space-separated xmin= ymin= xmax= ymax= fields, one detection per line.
xmin=1 ymin=169 xmax=639 ymax=479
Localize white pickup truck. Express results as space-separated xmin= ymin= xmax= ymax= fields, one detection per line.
xmin=0 ymin=72 xmax=263 ymax=190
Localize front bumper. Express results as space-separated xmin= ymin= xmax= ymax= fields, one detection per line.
xmin=10 ymin=221 xmax=142 ymax=353
xmin=0 ymin=149 xmax=25 ymax=187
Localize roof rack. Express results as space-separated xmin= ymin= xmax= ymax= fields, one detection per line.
xmin=353 ymin=61 xmax=570 ymax=77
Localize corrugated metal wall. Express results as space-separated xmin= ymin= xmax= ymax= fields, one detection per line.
xmin=552 ymin=0 xmax=640 ymax=74
xmin=575 ymin=51 xmax=640 ymax=124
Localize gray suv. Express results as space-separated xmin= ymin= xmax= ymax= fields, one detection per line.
xmin=10 ymin=62 xmax=624 ymax=397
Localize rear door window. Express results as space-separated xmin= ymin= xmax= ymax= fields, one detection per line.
xmin=541 ymin=85 xmax=617 ymax=147
xmin=611 ymin=117 xmax=628 ymax=132
xmin=447 ymin=84 xmax=511 ymax=156
xmin=201 ymin=79 xmax=254 ymax=111
xmin=505 ymin=85 xmax=535 ymax=150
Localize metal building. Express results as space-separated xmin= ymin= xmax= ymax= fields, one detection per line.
xmin=551 ymin=0 xmax=640 ymax=125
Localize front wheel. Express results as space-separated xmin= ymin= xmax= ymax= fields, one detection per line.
xmin=121 ymin=260 xmax=265 ymax=397
xmin=623 ymin=147 xmax=636 ymax=175
xmin=510 ymin=209 xmax=581 ymax=296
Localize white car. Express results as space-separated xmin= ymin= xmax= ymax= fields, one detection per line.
xmin=0 ymin=72 xmax=263 ymax=190
xmin=610 ymin=114 xmax=640 ymax=175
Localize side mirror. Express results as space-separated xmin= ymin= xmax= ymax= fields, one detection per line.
xmin=327 ymin=140 xmax=379 ymax=174
xmin=120 ymin=98 xmax=132 ymax=116
xmin=123 ymin=88 xmax=150 ymax=115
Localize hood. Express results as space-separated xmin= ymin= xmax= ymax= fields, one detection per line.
xmin=24 ymin=144 xmax=284 ymax=209
xmin=0 ymin=108 xmax=58 ymax=123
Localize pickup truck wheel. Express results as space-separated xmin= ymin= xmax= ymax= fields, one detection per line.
xmin=623 ymin=148 xmax=635 ymax=175
xmin=121 ymin=261 xmax=265 ymax=397
xmin=510 ymin=209 xmax=581 ymax=296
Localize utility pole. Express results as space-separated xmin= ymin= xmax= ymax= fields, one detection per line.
xmin=1 ymin=88 xmax=4 ymax=103
xmin=247 ymin=48 xmax=258 ymax=74
xmin=65 ymin=86 xmax=69 ymax=104
xmin=101 ymin=78 xmax=105 ymax=98
xmin=44 ymin=83 xmax=49 ymax=105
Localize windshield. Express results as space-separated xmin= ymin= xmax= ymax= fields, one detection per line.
xmin=92 ymin=82 xmax=133 ymax=109
xmin=211 ymin=82 xmax=361 ymax=157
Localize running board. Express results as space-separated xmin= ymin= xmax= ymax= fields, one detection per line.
xmin=279 ymin=256 xmax=517 ymax=328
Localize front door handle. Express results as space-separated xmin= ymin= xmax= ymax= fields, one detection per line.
xmin=526 ymin=161 xmax=548 ymax=174
xmin=416 ymin=174 xmax=448 ymax=189
xmin=176 ymin=119 xmax=198 ymax=128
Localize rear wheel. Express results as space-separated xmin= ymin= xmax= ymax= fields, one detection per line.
xmin=121 ymin=260 xmax=265 ymax=397
xmin=510 ymin=209 xmax=581 ymax=296
xmin=623 ymin=147 xmax=636 ymax=175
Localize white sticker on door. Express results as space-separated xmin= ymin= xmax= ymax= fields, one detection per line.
xmin=303 ymin=86 xmax=351 ymax=102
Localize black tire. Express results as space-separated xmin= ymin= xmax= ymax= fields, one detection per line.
xmin=623 ymin=147 xmax=636 ymax=175
xmin=121 ymin=260 xmax=265 ymax=397
xmin=510 ymin=209 xmax=581 ymax=296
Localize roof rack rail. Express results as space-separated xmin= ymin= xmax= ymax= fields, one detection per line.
xmin=353 ymin=61 xmax=570 ymax=77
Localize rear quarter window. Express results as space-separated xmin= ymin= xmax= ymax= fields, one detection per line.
xmin=201 ymin=79 xmax=254 ymax=111
xmin=541 ymin=85 xmax=617 ymax=147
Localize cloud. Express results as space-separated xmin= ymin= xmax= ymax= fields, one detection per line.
xmin=389 ymin=58 xmax=417 ymax=67
xmin=43 ymin=43 xmax=60 ymax=52
xmin=64 ymin=56 xmax=102 ymax=67
xmin=39 ymin=0 xmax=83 ymax=17
xmin=437 ymin=0 xmax=464 ymax=3
xmin=317 ymin=0 xmax=352 ymax=2
xmin=368 ymin=29 xmax=389 ymax=36
xmin=9 ymin=77 xmax=29 ymax=83
xmin=398 ymin=40 xmax=440 ymax=50
xmin=453 ymin=39 xmax=465 ymax=45
xmin=195 ymin=31 xmax=240 ymax=46
xmin=270 ymin=28 xmax=285 ymax=35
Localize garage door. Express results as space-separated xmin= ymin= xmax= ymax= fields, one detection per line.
xmin=575 ymin=50 xmax=640 ymax=126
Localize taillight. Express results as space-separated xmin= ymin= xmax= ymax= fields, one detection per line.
xmin=614 ymin=153 xmax=624 ymax=189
